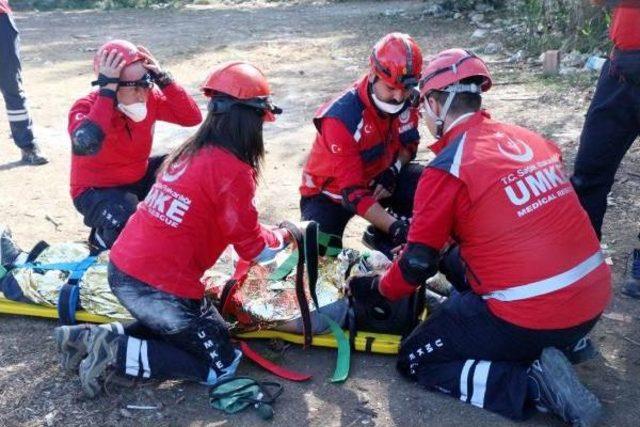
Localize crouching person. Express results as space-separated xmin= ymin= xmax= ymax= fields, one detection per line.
xmin=300 ymin=33 xmax=424 ymax=258
xmin=350 ymin=50 xmax=611 ymax=425
xmin=55 ymin=62 xmax=289 ymax=397
xmin=68 ymin=40 xmax=202 ymax=253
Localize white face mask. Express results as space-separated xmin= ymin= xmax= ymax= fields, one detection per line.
xmin=118 ymin=102 xmax=147 ymax=122
xmin=371 ymin=92 xmax=405 ymax=115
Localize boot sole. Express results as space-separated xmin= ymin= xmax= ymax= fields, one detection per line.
xmin=540 ymin=347 xmax=603 ymax=427
xmin=79 ymin=329 xmax=114 ymax=398
xmin=54 ymin=326 xmax=89 ymax=373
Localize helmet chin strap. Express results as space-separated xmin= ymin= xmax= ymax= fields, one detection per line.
xmin=424 ymin=91 xmax=457 ymax=138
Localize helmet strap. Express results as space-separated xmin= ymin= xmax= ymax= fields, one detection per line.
xmin=425 ymin=91 xmax=456 ymax=139
xmin=444 ymin=83 xmax=481 ymax=94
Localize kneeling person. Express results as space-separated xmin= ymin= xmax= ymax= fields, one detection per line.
xmin=56 ymin=62 xmax=289 ymax=397
xmin=68 ymin=40 xmax=202 ymax=252
xmin=352 ymin=49 xmax=611 ymax=425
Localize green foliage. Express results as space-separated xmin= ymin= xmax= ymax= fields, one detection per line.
xmin=514 ymin=0 xmax=611 ymax=53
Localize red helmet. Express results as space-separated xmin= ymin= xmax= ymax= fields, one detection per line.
xmin=419 ymin=48 xmax=492 ymax=97
xmin=201 ymin=61 xmax=281 ymax=122
xmin=370 ymin=33 xmax=423 ymax=90
xmin=93 ymin=40 xmax=144 ymax=74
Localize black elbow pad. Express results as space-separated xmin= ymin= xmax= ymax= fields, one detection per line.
xmin=398 ymin=242 xmax=440 ymax=287
xmin=71 ymin=120 xmax=105 ymax=156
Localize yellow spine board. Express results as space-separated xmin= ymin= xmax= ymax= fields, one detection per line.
xmin=0 ymin=297 xmax=402 ymax=355
xmin=0 ymin=297 xmax=112 ymax=323
xmin=238 ymin=329 xmax=400 ymax=355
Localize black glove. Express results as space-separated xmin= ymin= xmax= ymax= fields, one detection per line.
xmin=388 ymin=219 xmax=409 ymax=247
xmin=149 ymin=70 xmax=174 ymax=89
xmin=372 ymin=162 xmax=401 ymax=194
xmin=349 ymin=275 xmax=402 ymax=326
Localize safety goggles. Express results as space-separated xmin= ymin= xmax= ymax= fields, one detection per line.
xmin=371 ymin=54 xmax=420 ymax=90
xmin=118 ymin=73 xmax=155 ymax=89
xmin=208 ymin=95 xmax=283 ymax=122
xmin=240 ymin=97 xmax=283 ymax=116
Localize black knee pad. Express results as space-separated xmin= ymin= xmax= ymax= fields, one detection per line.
xmin=84 ymin=192 xmax=138 ymax=231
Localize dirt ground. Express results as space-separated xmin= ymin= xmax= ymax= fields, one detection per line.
xmin=1 ymin=1 xmax=639 ymax=426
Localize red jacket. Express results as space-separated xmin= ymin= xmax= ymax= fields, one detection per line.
xmin=67 ymin=83 xmax=202 ymax=198
xmin=0 ymin=1 xmax=10 ymax=14
xmin=611 ymin=1 xmax=640 ymax=50
xmin=381 ymin=111 xmax=611 ymax=330
xmin=300 ymin=75 xmax=420 ymax=216
xmin=110 ymin=147 xmax=281 ymax=300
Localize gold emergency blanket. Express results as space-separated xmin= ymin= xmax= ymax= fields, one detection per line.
xmin=202 ymin=249 xmax=392 ymax=331
xmin=8 ymin=243 xmax=132 ymax=320
xmin=4 ymin=240 xmax=391 ymax=329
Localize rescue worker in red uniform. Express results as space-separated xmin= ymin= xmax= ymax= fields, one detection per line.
xmin=570 ymin=0 xmax=640 ymax=297
xmin=300 ymin=33 xmax=423 ymax=257
xmin=67 ymin=40 xmax=202 ymax=252
xmin=350 ymin=49 xmax=611 ymax=425
xmin=55 ymin=62 xmax=290 ymax=397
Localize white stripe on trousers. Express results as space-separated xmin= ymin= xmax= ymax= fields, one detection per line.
xmin=7 ymin=112 xmax=29 ymax=122
xmin=470 ymin=361 xmax=491 ymax=408
xmin=140 ymin=340 xmax=150 ymax=378
xmin=125 ymin=337 xmax=142 ymax=376
xmin=459 ymin=359 xmax=475 ymax=403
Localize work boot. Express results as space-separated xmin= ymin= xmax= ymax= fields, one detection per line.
xmin=563 ymin=337 xmax=599 ymax=365
xmin=79 ymin=328 xmax=121 ymax=398
xmin=529 ymin=347 xmax=602 ymax=427
xmin=0 ymin=225 xmax=24 ymax=268
xmin=362 ymin=225 xmax=395 ymax=260
xmin=21 ymin=146 xmax=49 ymax=166
xmin=54 ymin=324 xmax=94 ymax=373
xmin=622 ymin=249 xmax=640 ymax=299
xmin=202 ymin=349 xmax=243 ymax=386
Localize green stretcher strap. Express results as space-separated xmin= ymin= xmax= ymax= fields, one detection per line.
xmin=318 ymin=231 xmax=342 ymax=257
xmin=319 ymin=313 xmax=350 ymax=383
xmin=267 ymin=231 xmax=341 ymax=282
xmin=268 ymin=251 xmax=298 ymax=281
xmin=303 ymin=221 xmax=351 ymax=382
